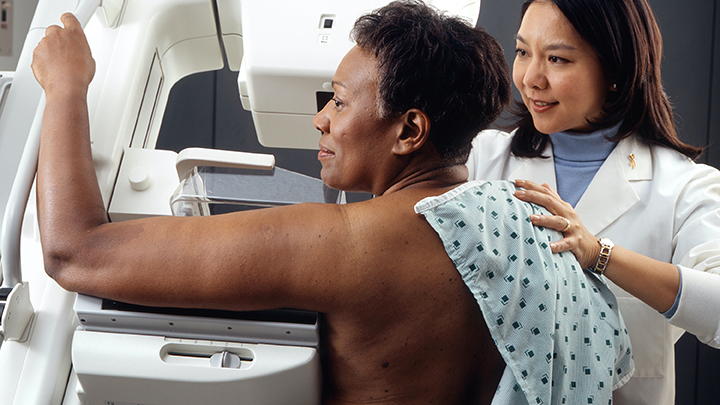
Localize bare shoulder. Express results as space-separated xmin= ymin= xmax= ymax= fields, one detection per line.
xmin=276 ymin=190 xmax=454 ymax=312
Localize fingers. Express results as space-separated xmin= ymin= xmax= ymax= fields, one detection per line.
xmin=560 ymin=217 xmax=571 ymax=232
xmin=44 ymin=13 xmax=80 ymax=36
xmin=516 ymin=179 xmax=602 ymax=267
xmin=514 ymin=179 xmax=573 ymax=215
xmin=527 ymin=214 xmax=573 ymax=255
xmin=530 ymin=214 xmax=570 ymax=233
xmin=44 ymin=24 xmax=61 ymax=36
xmin=43 ymin=13 xmax=83 ymax=39
xmin=527 ymin=214 xmax=570 ymax=251
xmin=514 ymin=179 xmax=561 ymax=200
xmin=514 ymin=179 xmax=551 ymax=193
xmin=514 ymin=187 xmax=560 ymax=215
xmin=60 ymin=13 xmax=82 ymax=30
xmin=548 ymin=238 xmax=572 ymax=254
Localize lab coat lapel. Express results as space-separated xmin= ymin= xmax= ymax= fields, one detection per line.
xmin=575 ymin=136 xmax=652 ymax=235
xmin=509 ymin=144 xmax=558 ymax=191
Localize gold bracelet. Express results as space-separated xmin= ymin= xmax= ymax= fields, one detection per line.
xmin=592 ymin=237 xmax=614 ymax=275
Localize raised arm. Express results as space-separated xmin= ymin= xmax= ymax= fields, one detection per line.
xmin=30 ymin=14 xmax=355 ymax=313
xmin=33 ymin=13 xmax=103 ymax=280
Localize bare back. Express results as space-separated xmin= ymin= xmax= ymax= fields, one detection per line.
xmin=315 ymin=188 xmax=505 ymax=404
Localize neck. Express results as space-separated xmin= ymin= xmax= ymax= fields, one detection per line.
xmin=378 ymin=162 xmax=468 ymax=196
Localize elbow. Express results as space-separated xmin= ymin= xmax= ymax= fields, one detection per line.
xmin=42 ymin=247 xmax=73 ymax=285
xmin=41 ymin=237 xmax=84 ymax=290
xmin=39 ymin=219 xmax=110 ymax=291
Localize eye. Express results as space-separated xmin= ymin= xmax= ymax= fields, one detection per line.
xmin=548 ymin=55 xmax=568 ymax=64
xmin=332 ymin=97 xmax=344 ymax=108
xmin=515 ymin=48 xmax=527 ymax=57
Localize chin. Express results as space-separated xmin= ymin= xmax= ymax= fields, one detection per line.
xmin=530 ymin=120 xmax=558 ymax=135
xmin=320 ymin=171 xmax=342 ymax=191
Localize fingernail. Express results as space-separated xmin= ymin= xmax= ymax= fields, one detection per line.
xmin=515 ymin=190 xmax=525 ymax=197
xmin=530 ymin=214 xmax=539 ymax=221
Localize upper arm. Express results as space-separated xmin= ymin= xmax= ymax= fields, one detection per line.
xmin=52 ymin=202 xmax=360 ymax=313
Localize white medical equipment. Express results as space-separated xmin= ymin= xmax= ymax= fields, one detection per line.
xmin=0 ymin=0 xmax=481 ymax=403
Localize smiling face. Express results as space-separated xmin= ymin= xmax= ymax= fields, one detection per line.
xmin=513 ymin=0 xmax=610 ymax=134
xmin=313 ymin=46 xmax=403 ymax=194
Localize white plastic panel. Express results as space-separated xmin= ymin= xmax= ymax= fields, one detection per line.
xmin=130 ymin=53 xmax=164 ymax=149
xmin=216 ymin=0 xmax=243 ymax=70
xmin=108 ymin=148 xmax=180 ymax=221
xmin=73 ymin=330 xmax=321 ymax=404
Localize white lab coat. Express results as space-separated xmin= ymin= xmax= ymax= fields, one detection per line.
xmin=466 ymin=130 xmax=720 ymax=405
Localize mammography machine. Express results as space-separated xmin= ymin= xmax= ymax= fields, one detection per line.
xmin=0 ymin=0 xmax=480 ymax=403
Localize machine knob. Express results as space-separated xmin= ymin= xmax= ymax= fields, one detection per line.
xmin=210 ymin=351 xmax=242 ymax=368
xmin=128 ymin=167 xmax=151 ymax=191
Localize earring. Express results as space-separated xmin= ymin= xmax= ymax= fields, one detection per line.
xmin=612 ymin=83 xmax=618 ymax=91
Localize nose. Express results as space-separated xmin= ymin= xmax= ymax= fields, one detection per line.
xmin=313 ymin=102 xmax=331 ymax=135
xmin=520 ymin=57 xmax=548 ymax=90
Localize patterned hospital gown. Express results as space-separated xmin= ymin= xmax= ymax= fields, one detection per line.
xmin=414 ymin=180 xmax=634 ymax=405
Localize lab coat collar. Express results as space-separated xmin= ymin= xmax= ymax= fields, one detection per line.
xmin=508 ymin=143 xmax=558 ymax=191
xmin=575 ymin=135 xmax=652 ymax=234
xmin=508 ymin=135 xmax=653 ymax=235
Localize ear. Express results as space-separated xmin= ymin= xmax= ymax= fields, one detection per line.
xmin=392 ymin=108 xmax=431 ymax=156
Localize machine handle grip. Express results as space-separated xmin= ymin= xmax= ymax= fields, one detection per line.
xmin=175 ymin=148 xmax=275 ymax=180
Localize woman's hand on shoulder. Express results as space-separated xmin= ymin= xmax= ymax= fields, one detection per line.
xmin=513 ymin=179 xmax=600 ymax=269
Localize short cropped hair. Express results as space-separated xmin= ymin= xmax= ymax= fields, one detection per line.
xmin=510 ymin=0 xmax=702 ymax=159
xmin=352 ymin=0 xmax=511 ymax=165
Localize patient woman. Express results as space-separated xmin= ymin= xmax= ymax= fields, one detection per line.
xmin=33 ymin=1 xmax=631 ymax=403
xmin=466 ymin=0 xmax=720 ymax=403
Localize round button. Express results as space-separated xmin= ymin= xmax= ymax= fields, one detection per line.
xmin=128 ymin=167 xmax=151 ymax=191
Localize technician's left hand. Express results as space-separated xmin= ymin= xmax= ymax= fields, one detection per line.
xmin=513 ymin=179 xmax=600 ymax=269
xmin=32 ymin=13 xmax=95 ymax=98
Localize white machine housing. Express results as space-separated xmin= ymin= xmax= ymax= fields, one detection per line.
xmin=238 ymin=0 xmax=481 ymax=149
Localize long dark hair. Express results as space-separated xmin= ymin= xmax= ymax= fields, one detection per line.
xmin=510 ymin=0 xmax=703 ymax=159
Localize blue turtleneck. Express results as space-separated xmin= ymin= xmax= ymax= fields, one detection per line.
xmin=548 ymin=124 xmax=619 ymax=207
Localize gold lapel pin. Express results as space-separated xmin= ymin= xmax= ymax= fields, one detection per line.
xmin=629 ymin=154 xmax=636 ymax=169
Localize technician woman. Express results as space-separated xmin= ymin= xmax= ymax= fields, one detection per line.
xmin=466 ymin=0 xmax=720 ymax=403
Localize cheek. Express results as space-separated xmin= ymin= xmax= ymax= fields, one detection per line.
xmin=588 ymin=77 xmax=609 ymax=108
xmin=551 ymin=75 xmax=582 ymax=104
xmin=565 ymin=66 xmax=607 ymax=103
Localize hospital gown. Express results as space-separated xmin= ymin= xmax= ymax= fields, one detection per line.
xmin=414 ymin=180 xmax=634 ymax=405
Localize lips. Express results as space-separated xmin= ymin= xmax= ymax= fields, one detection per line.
xmin=528 ymin=97 xmax=558 ymax=113
xmin=318 ymin=144 xmax=335 ymax=160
